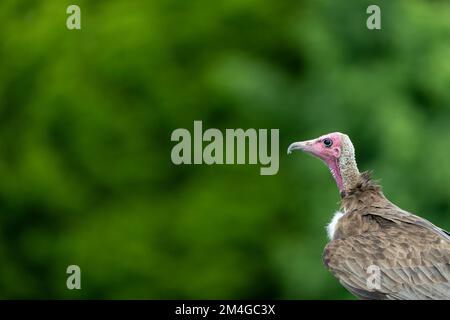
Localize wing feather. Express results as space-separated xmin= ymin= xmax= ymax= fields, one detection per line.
xmin=323 ymin=228 xmax=450 ymax=300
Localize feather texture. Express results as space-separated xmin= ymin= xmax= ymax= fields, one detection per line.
xmin=324 ymin=172 xmax=450 ymax=300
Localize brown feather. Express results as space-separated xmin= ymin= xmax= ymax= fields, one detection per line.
xmin=324 ymin=172 xmax=450 ymax=300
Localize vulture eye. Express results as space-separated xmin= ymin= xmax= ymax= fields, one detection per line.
xmin=323 ymin=138 xmax=333 ymax=148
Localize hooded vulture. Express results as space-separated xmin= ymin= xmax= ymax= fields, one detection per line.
xmin=288 ymin=132 xmax=450 ymax=300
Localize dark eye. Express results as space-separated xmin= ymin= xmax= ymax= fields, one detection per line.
xmin=323 ymin=138 xmax=333 ymax=147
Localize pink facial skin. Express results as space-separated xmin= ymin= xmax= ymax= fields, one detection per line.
xmin=287 ymin=133 xmax=344 ymax=192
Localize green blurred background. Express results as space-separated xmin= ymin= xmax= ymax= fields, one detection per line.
xmin=0 ymin=0 xmax=450 ymax=299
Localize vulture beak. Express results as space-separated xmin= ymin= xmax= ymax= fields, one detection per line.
xmin=287 ymin=140 xmax=313 ymax=155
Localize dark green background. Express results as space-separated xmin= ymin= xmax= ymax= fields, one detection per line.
xmin=0 ymin=0 xmax=449 ymax=299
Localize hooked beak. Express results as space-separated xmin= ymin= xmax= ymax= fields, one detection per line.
xmin=287 ymin=140 xmax=313 ymax=155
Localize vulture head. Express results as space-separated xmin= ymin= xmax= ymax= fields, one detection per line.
xmin=288 ymin=132 xmax=360 ymax=194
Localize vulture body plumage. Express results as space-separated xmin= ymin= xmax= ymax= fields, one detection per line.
xmin=288 ymin=132 xmax=450 ymax=300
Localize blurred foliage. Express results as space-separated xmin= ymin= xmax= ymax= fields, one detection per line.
xmin=0 ymin=0 xmax=449 ymax=299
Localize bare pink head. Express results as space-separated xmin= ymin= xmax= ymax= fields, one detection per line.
xmin=288 ymin=132 xmax=360 ymax=194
